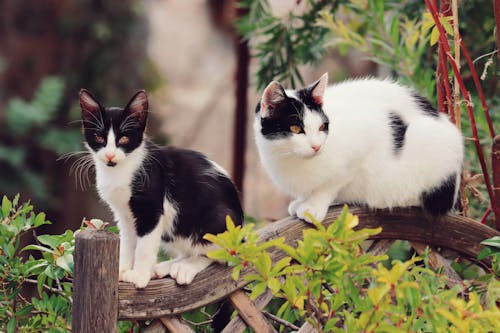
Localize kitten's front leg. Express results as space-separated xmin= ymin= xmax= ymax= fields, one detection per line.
xmin=121 ymin=222 xmax=163 ymax=289
xmin=288 ymin=197 xmax=305 ymax=216
xmin=169 ymin=256 xmax=213 ymax=285
xmin=296 ymin=182 xmax=347 ymax=223
xmin=117 ymin=220 xmax=136 ymax=280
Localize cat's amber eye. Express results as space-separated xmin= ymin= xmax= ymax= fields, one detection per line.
xmin=319 ymin=123 xmax=328 ymax=131
xmin=290 ymin=125 xmax=302 ymax=134
xmin=118 ymin=136 xmax=130 ymax=145
xmin=95 ymin=134 xmax=105 ymax=144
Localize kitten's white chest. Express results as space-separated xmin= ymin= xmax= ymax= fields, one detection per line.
xmin=95 ymin=163 xmax=134 ymax=211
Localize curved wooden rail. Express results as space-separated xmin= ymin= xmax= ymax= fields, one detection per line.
xmin=117 ymin=206 xmax=500 ymax=320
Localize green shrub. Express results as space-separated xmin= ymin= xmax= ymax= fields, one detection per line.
xmin=206 ymin=207 xmax=500 ymax=332
xmin=0 ymin=195 xmax=132 ymax=333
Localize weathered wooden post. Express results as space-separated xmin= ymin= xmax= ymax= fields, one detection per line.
xmin=72 ymin=229 xmax=120 ymax=332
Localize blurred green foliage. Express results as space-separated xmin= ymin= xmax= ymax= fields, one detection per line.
xmin=0 ymin=1 xmax=163 ymax=211
xmin=0 ymin=77 xmax=79 ymax=203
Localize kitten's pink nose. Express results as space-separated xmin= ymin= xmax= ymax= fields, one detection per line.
xmin=105 ymin=152 xmax=115 ymax=161
xmin=311 ymin=145 xmax=321 ymax=153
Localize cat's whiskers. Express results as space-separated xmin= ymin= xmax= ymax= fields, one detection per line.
xmin=82 ymin=119 xmax=104 ymax=130
xmin=69 ymin=154 xmax=94 ymax=191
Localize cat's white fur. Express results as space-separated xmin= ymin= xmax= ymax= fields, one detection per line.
xmin=89 ymin=133 xmax=214 ymax=288
xmin=254 ymin=74 xmax=463 ymax=223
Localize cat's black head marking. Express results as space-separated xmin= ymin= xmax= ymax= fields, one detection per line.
xmin=257 ymin=73 xmax=330 ymax=140
xmin=79 ymin=89 xmax=149 ymax=155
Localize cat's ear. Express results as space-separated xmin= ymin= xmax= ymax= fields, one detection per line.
xmin=124 ymin=90 xmax=148 ymax=126
xmin=260 ymin=81 xmax=286 ymax=118
xmin=309 ymin=73 xmax=328 ymax=106
xmin=79 ymin=89 xmax=103 ymax=123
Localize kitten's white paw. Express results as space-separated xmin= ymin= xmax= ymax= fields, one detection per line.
xmin=288 ymin=198 xmax=305 ymax=216
xmin=296 ymin=202 xmax=328 ymax=223
xmin=118 ymin=264 xmax=133 ymax=281
xmin=153 ymin=261 xmax=174 ymax=279
xmin=121 ymin=269 xmax=151 ymax=289
xmin=169 ymin=262 xmax=201 ymax=285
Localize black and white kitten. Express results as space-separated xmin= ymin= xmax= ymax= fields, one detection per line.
xmin=80 ymin=89 xmax=243 ymax=288
xmin=254 ymin=74 xmax=463 ymax=223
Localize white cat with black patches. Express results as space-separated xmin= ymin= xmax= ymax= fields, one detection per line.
xmin=254 ymin=74 xmax=463 ymax=223
xmin=79 ymin=89 xmax=243 ymax=288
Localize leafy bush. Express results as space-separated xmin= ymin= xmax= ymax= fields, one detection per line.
xmin=0 ymin=195 xmax=134 ymax=333
xmin=206 ymin=207 xmax=500 ymax=332
xmin=1 ymin=194 xmax=73 ymax=332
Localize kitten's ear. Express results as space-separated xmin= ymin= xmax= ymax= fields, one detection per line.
xmin=260 ymin=81 xmax=286 ymax=118
xmin=124 ymin=90 xmax=148 ymax=126
xmin=79 ymin=89 xmax=102 ymax=122
xmin=309 ymin=73 xmax=328 ymax=106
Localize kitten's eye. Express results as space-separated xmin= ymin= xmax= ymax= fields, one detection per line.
xmin=319 ymin=123 xmax=328 ymax=131
xmin=94 ymin=134 xmax=105 ymax=143
xmin=289 ymin=125 xmax=302 ymax=134
xmin=118 ymin=136 xmax=130 ymax=145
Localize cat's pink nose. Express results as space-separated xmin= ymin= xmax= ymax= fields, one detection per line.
xmin=105 ymin=152 xmax=115 ymax=161
xmin=311 ymin=145 xmax=321 ymax=153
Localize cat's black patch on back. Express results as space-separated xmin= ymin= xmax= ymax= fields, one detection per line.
xmin=259 ymin=97 xmax=306 ymax=139
xmin=130 ymin=143 xmax=244 ymax=242
xmin=412 ymin=93 xmax=439 ymax=118
xmin=388 ymin=112 xmax=408 ymax=154
xmin=421 ymin=173 xmax=457 ymax=216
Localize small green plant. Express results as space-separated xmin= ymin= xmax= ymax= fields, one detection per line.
xmin=0 ymin=195 xmax=135 ymax=332
xmin=206 ymin=207 xmax=500 ymax=332
xmin=1 ymin=194 xmax=73 ymax=332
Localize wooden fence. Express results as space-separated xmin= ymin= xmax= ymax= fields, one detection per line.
xmin=71 ymin=206 xmax=500 ymax=332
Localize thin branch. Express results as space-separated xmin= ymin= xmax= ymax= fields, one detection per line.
xmin=24 ymin=278 xmax=72 ymax=302
xmin=263 ymin=311 xmax=300 ymax=331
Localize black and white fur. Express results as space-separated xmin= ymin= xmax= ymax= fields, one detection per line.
xmin=254 ymin=73 xmax=463 ymax=223
xmin=80 ymin=89 xmax=243 ymax=288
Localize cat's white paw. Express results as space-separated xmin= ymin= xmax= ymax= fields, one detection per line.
xmin=288 ymin=198 xmax=305 ymax=216
xmin=296 ymin=202 xmax=328 ymax=223
xmin=169 ymin=262 xmax=201 ymax=285
xmin=153 ymin=260 xmax=174 ymax=279
xmin=121 ymin=269 xmax=151 ymax=289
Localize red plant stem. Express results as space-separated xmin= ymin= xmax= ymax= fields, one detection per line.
xmin=479 ymin=207 xmax=492 ymax=225
xmin=460 ymin=40 xmax=496 ymax=138
xmin=425 ymin=0 xmax=500 ymax=228
xmin=494 ymin=0 xmax=500 ymax=65
xmin=493 ymin=136 xmax=500 ymax=227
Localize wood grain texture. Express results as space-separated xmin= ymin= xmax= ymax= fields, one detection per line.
xmin=159 ymin=316 xmax=194 ymax=333
xmin=118 ymin=206 xmax=500 ymax=319
xmin=222 ymin=288 xmax=275 ymax=333
xmin=228 ymin=290 xmax=277 ymax=333
xmin=73 ymin=230 xmax=119 ymax=333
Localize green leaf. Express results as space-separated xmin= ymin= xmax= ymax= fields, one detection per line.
xmin=16 ymin=304 xmax=35 ymax=317
xmin=2 ymin=195 xmax=12 ymax=216
xmin=37 ymin=234 xmax=61 ymax=249
xmin=56 ymin=253 xmax=74 ymax=273
xmin=481 ymin=237 xmax=500 ymax=249
xmin=249 ymin=282 xmax=267 ymax=300
xmin=22 ymin=244 xmax=54 ymax=254
xmin=7 ymin=317 xmax=16 ymax=333
xmin=37 ymin=274 xmax=47 ymax=296
xmin=430 ymin=26 xmax=440 ymax=46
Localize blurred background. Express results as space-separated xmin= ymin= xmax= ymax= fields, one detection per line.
xmin=1 ymin=0 xmax=498 ymax=236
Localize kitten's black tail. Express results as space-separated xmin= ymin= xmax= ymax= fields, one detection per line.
xmin=421 ymin=173 xmax=459 ymax=216
xmin=211 ymin=300 xmax=233 ymax=332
